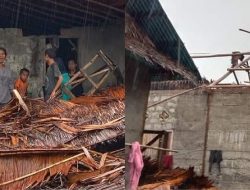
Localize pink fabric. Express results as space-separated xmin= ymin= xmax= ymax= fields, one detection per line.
xmin=128 ymin=141 xmax=144 ymax=190
xmin=162 ymin=155 xmax=173 ymax=169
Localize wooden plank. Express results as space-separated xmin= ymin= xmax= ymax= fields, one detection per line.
xmin=207 ymin=84 xmax=250 ymax=88
xmin=87 ymin=71 xmax=110 ymax=95
xmin=147 ymin=86 xmax=202 ymax=108
xmin=95 ymin=70 xmax=110 ymax=89
xmin=83 ymin=53 xmax=100 ymax=70
xmin=192 ymin=51 xmax=250 ymax=58
xmin=99 ymin=50 xmax=116 ymax=70
xmin=0 ymin=151 xmax=87 ymax=187
xmin=0 ymin=149 xmax=83 ymax=156
xmin=227 ymin=68 xmax=250 ymax=71
xmin=66 ymin=53 xmax=99 ymax=85
xmin=142 ymin=134 xmax=162 ymax=152
xmin=144 ymin=130 xmax=165 ymax=134
xmin=70 ymin=68 xmax=110 ymax=86
xmin=12 ymin=89 xmax=30 ymax=116
xmin=125 ymin=143 xmax=178 ymax=153
xmin=99 ymin=50 xmax=124 ymax=84
xmin=82 ymin=70 xmax=98 ymax=89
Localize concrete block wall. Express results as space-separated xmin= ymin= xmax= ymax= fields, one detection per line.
xmin=145 ymin=89 xmax=250 ymax=189
xmin=144 ymin=90 xmax=182 ymax=159
xmin=145 ymin=90 xmax=182 ymax=131
xmin=0 ymin=29 xmax=45 ymax=97
xmin=206 ymin=92 xmax=250 ymax=190
xmin=173 ymin=90 xmax=208 ymax=174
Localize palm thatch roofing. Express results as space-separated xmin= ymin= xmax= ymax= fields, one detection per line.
xmin=126 ymin=0 xmax=201 ymax=84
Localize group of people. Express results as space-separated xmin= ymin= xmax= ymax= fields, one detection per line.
xmin=0 ymin=47 xmax=83 ymax=107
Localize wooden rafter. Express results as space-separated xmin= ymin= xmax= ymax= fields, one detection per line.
xmin=209 ymin=56 xmax=250 ymax=87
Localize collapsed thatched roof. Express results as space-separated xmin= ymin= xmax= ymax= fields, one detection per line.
xmin=0 ymin=87 xmax=125 ymax=153
xmin=0 ymin=148 xmax=125 ymax=190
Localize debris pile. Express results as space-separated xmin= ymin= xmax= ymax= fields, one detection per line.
xmin=0 ymin=148 xmax=125 ymax=190
xmin=70 ymin=86 xmax=125 ymax=105
xmin=139 ymin=157 xmax=217 ymax=190
xmin=0 ymin=87 xmax=125 ymax=151
xmin=0 ymin=87 xmax=125 ymax=190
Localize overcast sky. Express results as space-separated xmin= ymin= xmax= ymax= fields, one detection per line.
xmin=159 ymin=0 xmax=250 ymax=83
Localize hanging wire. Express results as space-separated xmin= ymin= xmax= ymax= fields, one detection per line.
xmin=84 ymin=0 xmax=90 ymax=57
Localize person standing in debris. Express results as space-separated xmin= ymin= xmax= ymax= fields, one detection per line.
xmin=44 ymin=48 xmax=63 ymax=101
xmin=67 ymin=59 xmax=83 ymax=97
xmin=0 ymin=47 xmax=15 ymax=107
xmin=14 ymin=68 xmax=30 ymax=97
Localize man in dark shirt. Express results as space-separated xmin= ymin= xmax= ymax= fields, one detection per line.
xmin=67 ymin=59 xmax=83 ymax=97
xmin=44 ymin=49 xmax=63 ymax=101
xmin=0 ymin=47 xmax=14 ymax=107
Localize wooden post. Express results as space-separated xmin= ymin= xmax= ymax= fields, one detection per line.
xmin=233 ymin=71 xmax=239 ymax=84
xmin=81 ymin=70 xmax=98 ymax=89
xmin=87 ymin=70 xmax=110 ymax=95
xmin=99 ymin=50 xmax=116 ymax=70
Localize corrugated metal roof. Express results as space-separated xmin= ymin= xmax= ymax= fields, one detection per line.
xmin=126 ymin=0 xmax=201 ymax=80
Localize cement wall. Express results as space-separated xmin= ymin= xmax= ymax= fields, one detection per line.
xmin=145 ymin=89 xmax=250 ymax=190
xmin=0 ymin=28 xmax=45 ymax=97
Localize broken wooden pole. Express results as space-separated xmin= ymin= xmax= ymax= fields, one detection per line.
xmin=227 ymin=68 xmax=250 ymax=71
xmin=206 ymin=84 xmax=250 ymax=88
xmin=66 ymin=53 xmax=99 ymax=85
xmin=0 ymin=150 xmax=87 ymax=187
xmin=125 ymin=143 xmax=178 ymax=153
xmin=87 ymin=70 xmax=111 ymax=95
xmin=192 ymin=52 xmax=250 ymax=58
xmin=12 ymin=89 xmax=30 ymax=116
xmin=147 ymin=86 xmax=203 ymax=108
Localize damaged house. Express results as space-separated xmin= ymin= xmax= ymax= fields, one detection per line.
xmin=125 ymin=0 xmax=216 ymax=189
xmin=126 ymin=0 xmax=250 ymax=190
xmin=0 ymin=0 xmax=125 ymax=189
